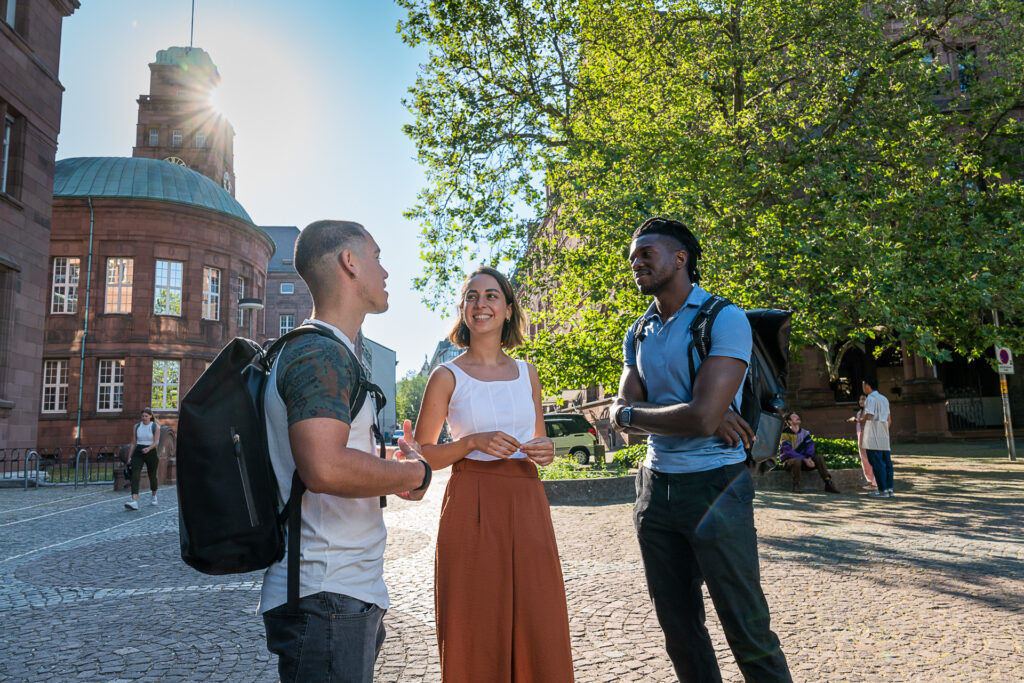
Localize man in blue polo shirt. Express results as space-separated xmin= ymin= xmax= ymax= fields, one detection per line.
xmin=612 ymin=216 xmax=790 ymax=682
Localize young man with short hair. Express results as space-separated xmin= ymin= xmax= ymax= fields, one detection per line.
xmin=259 ymin=220 xmax=432 ymax=683
xmin=779 ymin=412 xmax=840 ymax=493
xmin=613 ymin=216 xmax=791 ymax=682
xmin=859 ymin=377 xmax=894 ymax=498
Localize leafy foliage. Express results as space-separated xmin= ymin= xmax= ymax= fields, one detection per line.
xmin=537 ymin=456 xmax=627 ymax=479
xmin=395 ymin=370 xmax=429 ymax=423
xmin=815 ymin=437 xmax=860 ymax=456
xmin=400 ymin=0 xmax=1024 ymax=394
xmin=611 ymin=442 xmax=647 ymax=470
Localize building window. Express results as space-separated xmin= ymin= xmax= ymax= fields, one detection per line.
xmin=148 ymin=129 xmax=159 ymax=146
xmin=171 ymin=129 xmax=182 ymax=147
xmin=104 ymin=257 xmax=133 ymax=314
xmin=280 ymin=314 xmax=295 ymax=336
xmin=237 ymin=275 xmax=246 ymax=327
xmin=195 ymin=131 xmax=206 ymax=148
xmin=97 ymin=359 xmax=125 ymax=412
xmin=2 ymin=0 xmax=16 ymax=28
xmin=1 ymin=114 xmax=12 ymax=195
xmin=0 ymin=263 xmax=16 ymax=400
xmin=280 ymin=282 xmax=294 ymax=294
xmin=956 ymin=45 xmax=977 ymax=92
xmin=151 ymin=360 xmax=180 ymax=411
xmin=154 ymin=260 xmax=183 ymax=316
xmin=202 ymin=267 xmax=220 ymax=320
xmin=281 ymin=258 xmax=293 ymax=266
xmin=41 ymin=359 xmax=68 ymax=413
xmin=50 ymin=257 xmax=80 ymax=314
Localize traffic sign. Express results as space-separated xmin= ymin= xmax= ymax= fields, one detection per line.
xmin=996 ymin=346 xmax=1014 ymax=374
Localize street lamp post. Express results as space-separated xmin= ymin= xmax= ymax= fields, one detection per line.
xmin=238 ymin=297 xmax=264 ymax=341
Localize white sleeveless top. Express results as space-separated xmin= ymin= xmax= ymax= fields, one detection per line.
xmin=444 ymin=359 xmax=537 ymax=461
xmin=135 ymin=422 xmax=156 ymax=446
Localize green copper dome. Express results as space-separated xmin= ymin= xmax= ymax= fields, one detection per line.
xmin=54 ymin=157 xmax=252 ymax=224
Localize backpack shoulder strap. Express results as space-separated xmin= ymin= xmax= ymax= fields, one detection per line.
xmin=686 ymin=295 xmax=738 ymax=412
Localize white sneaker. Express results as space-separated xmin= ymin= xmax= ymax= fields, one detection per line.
xmin=150 ymin=493 xmax=158 ymax=506
xmin=884 ymin=489 xmax=895 ymax=498
xmin=125 ymin=499 xmax=139 ymax=510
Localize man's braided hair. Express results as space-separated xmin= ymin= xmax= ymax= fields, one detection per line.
xmin=632 ymin=216 xmax=702 ymax=284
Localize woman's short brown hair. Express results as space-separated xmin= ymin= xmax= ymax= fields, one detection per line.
xmin=141 ymin=407 xmax=154 ymax=418
xmin=447 ymin=267 xmax=525 ymax=350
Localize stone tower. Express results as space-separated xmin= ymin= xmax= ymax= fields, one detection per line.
xmin=132 ymin=47 xmax=236 ymax=196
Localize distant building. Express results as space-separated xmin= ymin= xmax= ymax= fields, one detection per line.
xmin=421 ymin=339 xmax=463 ymax=377
xmin=262 ymin=226 xmax=312 ymax=339
xmin=0 ymin=0 xmax=79 ymax=449
xmin=359 ymin=337 xmax=397 ymax=439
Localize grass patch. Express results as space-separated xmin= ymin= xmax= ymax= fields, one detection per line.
xmin=539 ymin=457 xmax=628 ymax=480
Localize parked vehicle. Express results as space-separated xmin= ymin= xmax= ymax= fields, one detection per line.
xmin=543 ymin=413 xmax=602 ymax=465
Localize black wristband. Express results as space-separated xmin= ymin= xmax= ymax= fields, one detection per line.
xmin=413 ymin=459 xmax=432 ymax=492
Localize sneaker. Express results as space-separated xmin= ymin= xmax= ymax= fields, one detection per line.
xmin=150 ymin=493 xmax=158 ymax=506
xmin=862 ymin=484 xmax=878 ymax=490
xmin=825 ymin=479 xmax=840 ymax=494
xmin=867 ymin=490 xmax=886 ymax=498
xmin=125 ymin=499 xmax=139 ymax=510
xmin=884 ymin=489 xmax=895 ymax=498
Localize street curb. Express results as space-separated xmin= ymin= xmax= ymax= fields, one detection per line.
xmin=543 ymin=474 xmax=636 ymax=505
xmin=754 ymin=467 xmax=866 ymax=493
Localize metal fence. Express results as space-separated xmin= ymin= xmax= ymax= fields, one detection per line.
xmin=0 ymin=444 xmax=126 ymax=489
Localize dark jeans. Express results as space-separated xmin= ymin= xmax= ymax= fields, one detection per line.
xmin=129 ymin=446 xmax=159 ymax=495
xmin=634 ymin=463 xmax=791 ymax=683
xmin=263 ymin=591 xmax=386 ymax=683
xmin=866 ymin=449 xmax=894 ymax=491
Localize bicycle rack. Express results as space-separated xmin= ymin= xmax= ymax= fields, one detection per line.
xmin=23 ymin=450 xmax=39 ymax=490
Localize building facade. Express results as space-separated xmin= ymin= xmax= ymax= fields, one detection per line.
xmin=40 ymin=156 xmax=273 ymax=449
xmin=0 ymin=0 xmax=79 ymax=449
xmin=262 ymin=226 xmax=313 ymax=339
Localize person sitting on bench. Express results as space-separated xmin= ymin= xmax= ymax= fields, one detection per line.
xmin=779 ymin=413 xmax=839 ymax=493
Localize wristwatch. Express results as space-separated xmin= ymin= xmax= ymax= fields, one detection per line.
xmin=413 ymin=459 xmax=432 ymax=492
xmin=615 ymin=404 xmax=633 ymax=428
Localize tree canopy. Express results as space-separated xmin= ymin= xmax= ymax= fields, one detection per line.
xmin=398 ymin=0 xmax=1024 ymax=394
xmin=396 ymin=370 xmax=430 ymax=424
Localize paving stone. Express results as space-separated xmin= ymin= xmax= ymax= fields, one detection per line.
xmin=0 ymin=450 xmax=1021 ymax=680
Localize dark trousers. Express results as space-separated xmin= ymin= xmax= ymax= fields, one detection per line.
xmin=129 ymin=446 xmax=159 ymax=495
xmin=866 ymin=449 xmax=894 ymax=491
xmin=781 ymin=453 xmax=832 ymax=489
xmin=634 ymin=463 xmax=791 ymax=683
xmin=263 ymin=591 xmax=386 ymax=683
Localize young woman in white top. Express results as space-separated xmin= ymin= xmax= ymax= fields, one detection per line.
xmin=125 ymin=407 xmax=160 ymax=510
xmin=413 ymin=267 xmax=575 ymax=682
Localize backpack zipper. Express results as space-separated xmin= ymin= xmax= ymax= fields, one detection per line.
xmin=231 ymin=428 xmax=260 ymax=527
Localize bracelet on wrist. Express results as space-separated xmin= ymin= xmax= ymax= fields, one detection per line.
xmin=413 ymin=459 xmax=432 ymax=492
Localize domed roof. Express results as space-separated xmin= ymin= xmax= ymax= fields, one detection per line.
xmin=53 ymin=157 xmax=252 ymax=224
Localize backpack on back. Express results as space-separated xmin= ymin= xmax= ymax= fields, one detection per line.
xmin=176 ymin=324 xmax=384 ymax=612
xmin=633 ymin=295 xmax=792 ymax=465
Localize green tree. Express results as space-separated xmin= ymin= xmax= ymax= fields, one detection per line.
xmin=399 ymin=0 xmax=1024 ymax=394
xmin=396 ymin=370 xmax=430 ymax=423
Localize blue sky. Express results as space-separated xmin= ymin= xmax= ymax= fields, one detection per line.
xmin=57 ymin=0 xmax=457 ymax=376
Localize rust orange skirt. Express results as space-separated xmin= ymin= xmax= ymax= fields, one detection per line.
xmin=435 ymin=458 xmax=575 ymax=683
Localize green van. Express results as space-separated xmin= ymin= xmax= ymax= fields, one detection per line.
xmin=543 ymin=413 xmax=604 ymax=465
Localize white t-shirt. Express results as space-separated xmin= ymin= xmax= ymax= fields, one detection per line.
xmin=863 ymin=390 xmax=891 ymax=452
xmin=257 ymin=320 xmax=388 ymax=614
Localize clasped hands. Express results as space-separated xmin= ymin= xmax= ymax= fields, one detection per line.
xmin=470 ymin=431 xmax=556 ymax=466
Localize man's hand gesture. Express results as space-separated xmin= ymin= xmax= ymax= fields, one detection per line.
xmin=394 ymin=419 xmax=429 ymax=501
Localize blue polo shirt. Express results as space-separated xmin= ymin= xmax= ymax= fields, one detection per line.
xmin=623 ymin=285 xmax=752 ymax=473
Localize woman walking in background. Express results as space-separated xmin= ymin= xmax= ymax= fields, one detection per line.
xmin=125 ymin=408 xmax=160 ymax=510
xmin=412 ymin=266 xmax=575 ymax=682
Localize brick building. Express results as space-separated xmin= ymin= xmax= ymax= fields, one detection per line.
xmin=131 ymin=47 xmax=236 ymax=197
xmin=262 ymin=226 xmax=313 ymax=339
xmin=0 ymin=0 xmax=79 ymax=449
xmin=40 ymin=156 xmax=273 ymax=448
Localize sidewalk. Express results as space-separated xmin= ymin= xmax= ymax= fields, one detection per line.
xmin=0 ymin=442 xmax=1021 ymax=681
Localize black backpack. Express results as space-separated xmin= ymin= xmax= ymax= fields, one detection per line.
xmin=632 ymin=295 xmax=792 ymax=465
xmin=176 ymin=324 xmax=386 ymax=613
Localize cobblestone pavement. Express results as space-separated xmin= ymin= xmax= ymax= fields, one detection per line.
xmin=1 ymin=442 xmax=1022 ymax=682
